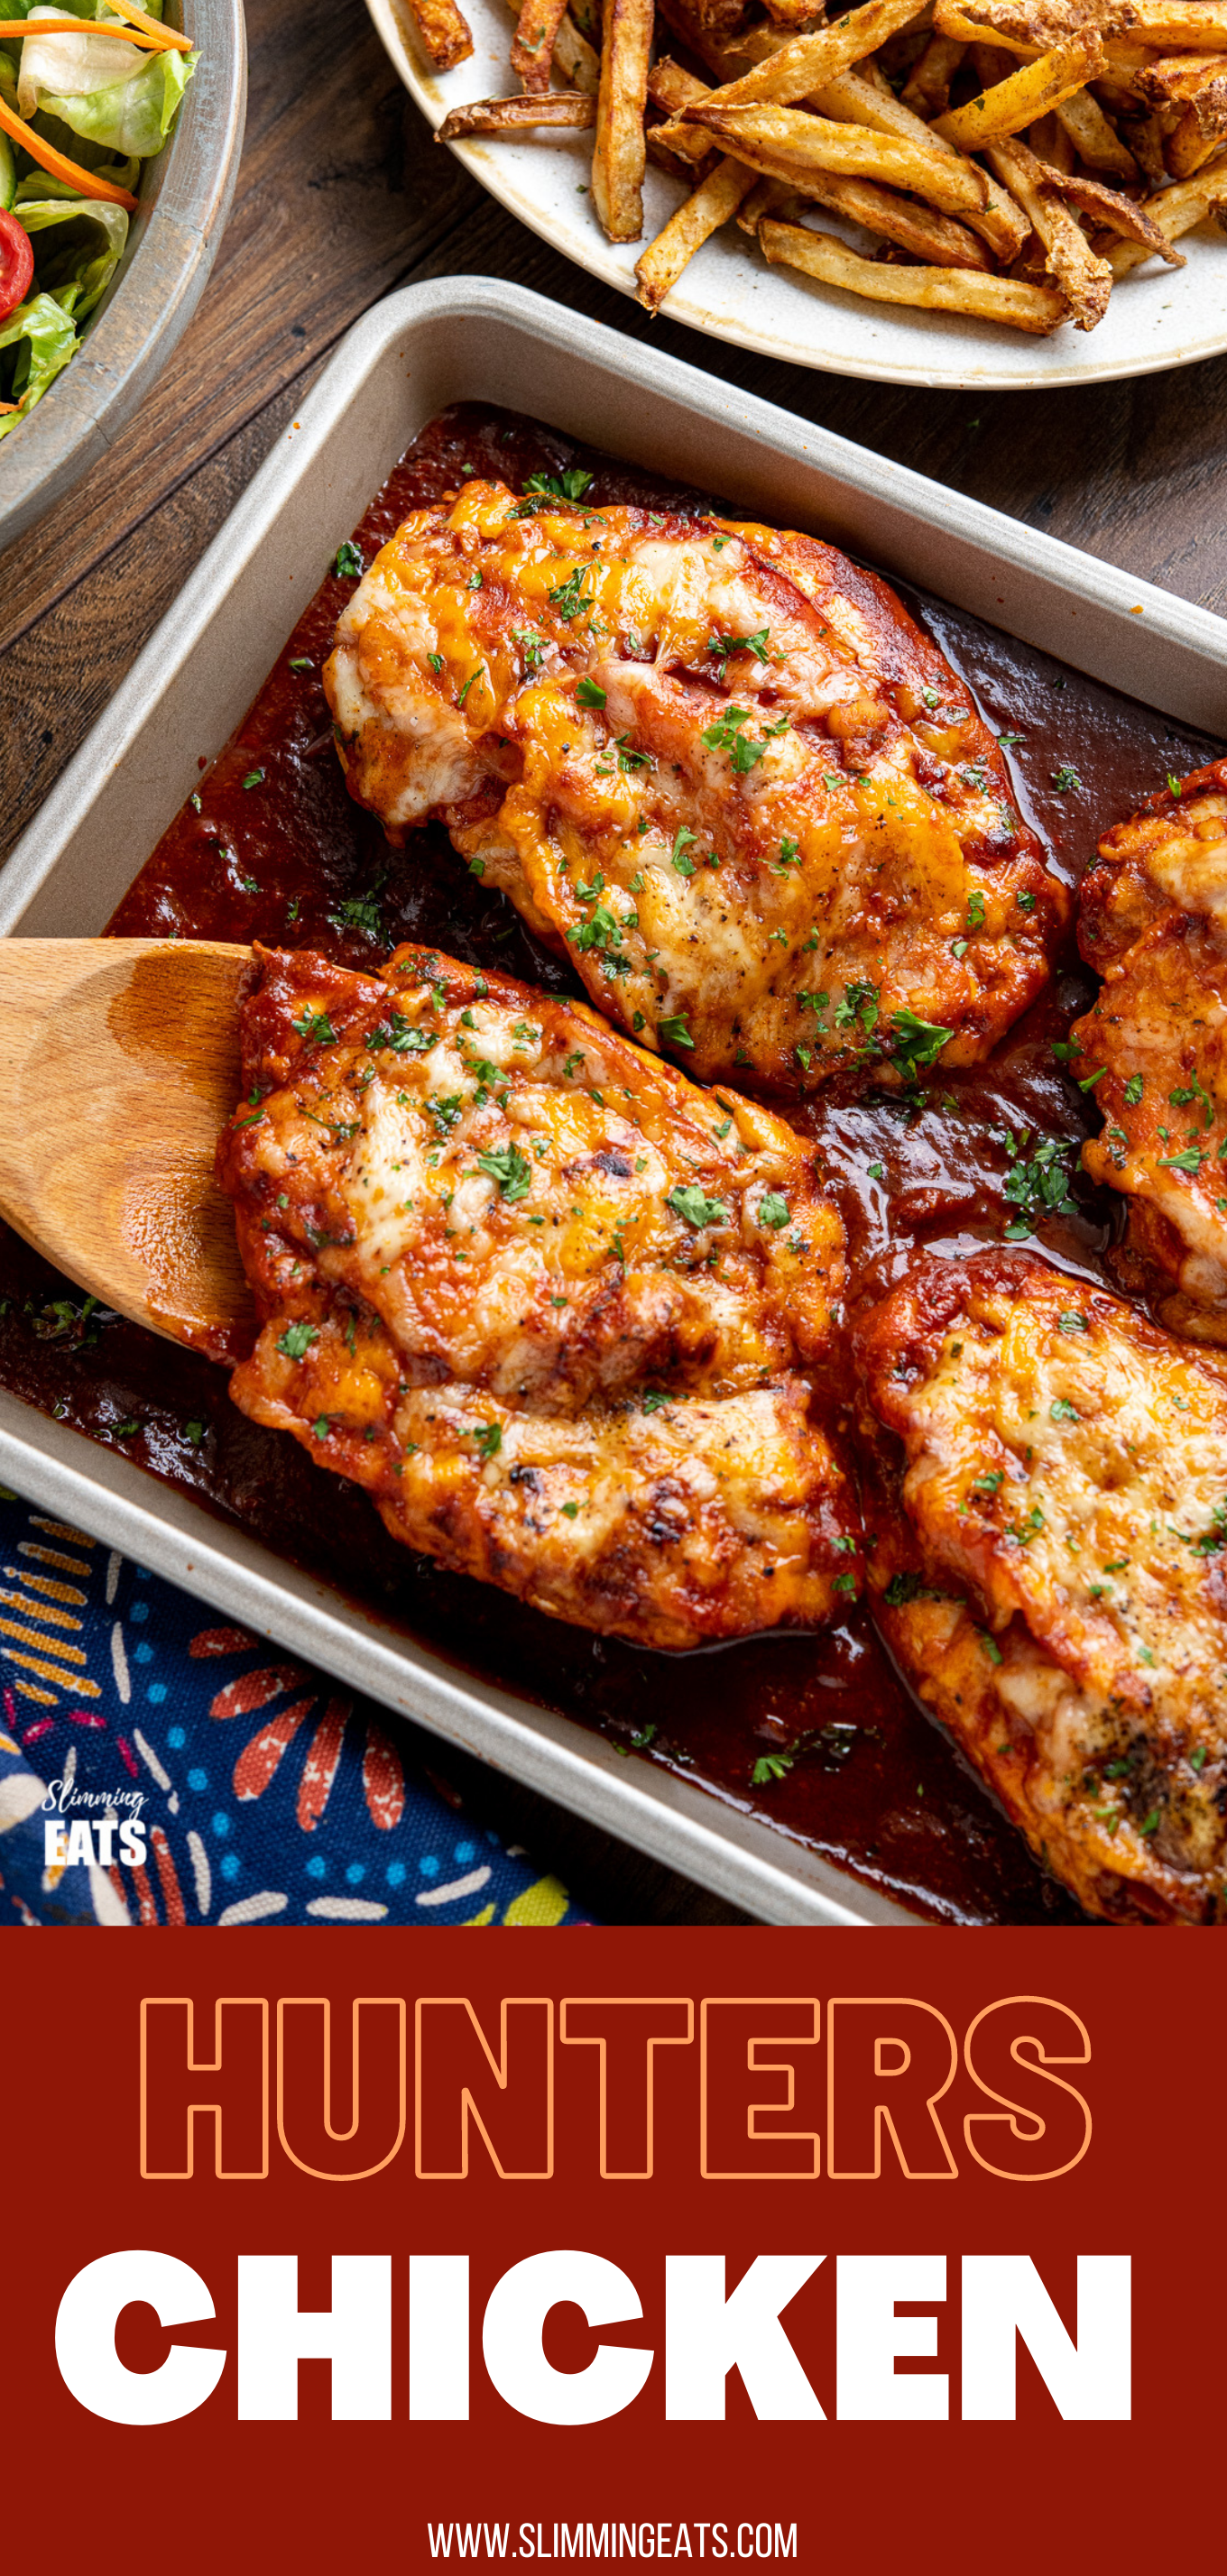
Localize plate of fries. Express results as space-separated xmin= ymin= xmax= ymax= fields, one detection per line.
xmin=373 ymin=0 xmax=1227 ymax=385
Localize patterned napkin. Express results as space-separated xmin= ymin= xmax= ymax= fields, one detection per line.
xmin=0 ymin=1489 xmax=592 ymax=1928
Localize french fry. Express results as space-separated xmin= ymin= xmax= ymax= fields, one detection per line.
xmin=1053 ymin=81 xmax=1139 ymax=173
xmin=647 ymin=54 xmax=718 ymax=157
xmin=934 ymin=32 xmax=1106 ymax=143
xmin=592 ymin=0 xmax=655 ymax=238
xmin=1139 ymin=52 xmax=1227 ymax=171
xmin=1130 ymin=0 xmax=1227 ymax=46
xmin=736 ymin=171 xmax=806 ymax=225
xmin=811 ymin=64 xmax=1032 ymax=255
xmin=438 ymin=90 xmax=597 ymax=135
xmin=1038 ymin=160 xmax=1184 ymax=256
xmin=635 ymin=154 xmax=757 ymax=307
xmin=933 ymin=0 xmax=1132 ymax=53
xmin=986 ymin=133 xmax=1113 ymax=320
xmin=395 ymin=0 xmax=474 ymax=72
xmin=901 ymin=31 xmax=967 ymax=109
xmin=760 ymin=214 xmax=1069 ymax=325
xmin=773 ymin=162 xmax=995 ymax=260
xmin=1028 ymin=106 xmax=1076 ymax=164
xmin=678 ymin=0 xmax=933 ymax=115
xmin=1105 ymin=145 xmax=1227 ymax=264
xmin=687 ymin=101 xmax=991 ymax=212
xmin=497 ymin=0 xmax=600 ymax=89
xmin=512 ymin=0 xmax=574 ymax=88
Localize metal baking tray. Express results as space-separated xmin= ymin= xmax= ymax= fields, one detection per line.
xmin=4 ymin=277 xmax=1225 ymax=1927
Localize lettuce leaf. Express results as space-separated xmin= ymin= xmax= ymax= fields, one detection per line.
xmin=18 ymin=18 xmax=150 ymax=121
xmin=17 ymin=194 xmax=127 ymax=319
xmin=0 ymin=287 xmax=76 ymax=436
xmin=29 ymin=44 xmax=196 ymax=158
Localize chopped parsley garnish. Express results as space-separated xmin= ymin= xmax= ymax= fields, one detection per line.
xmin=576 ymin=676 xmax=606 ymax=707
xmin=835 ymin=979 xmax=880 ymax=1034
xmin=1001 ymin=1128 xmax=1080 ymax=1237
xmin=888 ymin=1009 xmax=953 ymax=1080
xmin=671 ymin=826 xmax=698 ymax=875
xmin=1050 ymin=765 xmax=1084 ymax=795
xmin=659 ymin=1013 xmax=695 ymax=1049
xmin=1169 ymin=1076 xmax=1214 ymax=1129
xmin=328 ymin=885 xmax=384 ymax=940
xmin=242 ymin=768 xmax=264 ymax=790
xmin=668 ymin=1183 xmax=729 ymax=1229
xmin=641 ymin=1388 xmax=671 ymax=1413
xmin=1057 ymin=1310 xmax=1089 ymax=1334
xmin=706 ymin=626 xmax=770 ymax=674
xmin=882 ymin=1571 xmax=946 ymax=1608
xmin=569 ymin=904 xmax=624 ymax=956
xmin=457 ymin=667 xmax=484 ymax=705
xmin=759 ymin=1192 xmax=789 ymax=1228
xmin=1124 ymin=1073 xmax=1144 ymax=1107
xmin=548 ymin=566 xmax=594 ymax=621
xmin=752 ymin=1753 xmax=793 ymax=1786
xmin=1049 ymin=1397 xmax=1079 ymax=1422
xmin=476 ymin=1145 xmax=532 ymax=1202
xmin=524 ymin=466 xmax=593 ymax=501
xmin=291 ymin=1007 xmax=337 ymax=1047
xmin=277 ymin=1321 xmax=318 ymax=1361
xmin=289 ymin=657 xmax=312 ymax=672
xmin=365 ymin=1014 xmax=437 ymax=1054
xmin=700 ymin=704 xmax=780 ymax=774
xmin=1159 ymin=1147 xmax=1205 ymax=1173
xmin=777 ymin=834 xmax=800 ymax=871
xmin=333 ymin=541 xmax=363 ymax=579
xmin=469 ymin=1421 xmax=503 ymax=1460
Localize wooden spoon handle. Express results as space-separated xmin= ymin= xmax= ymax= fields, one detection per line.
xmin=0 ymin=940 xmax=258 ymax=1360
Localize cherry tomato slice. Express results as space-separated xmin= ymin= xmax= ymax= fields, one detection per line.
xmin=0 ymin=207 xmax=34 ymax=327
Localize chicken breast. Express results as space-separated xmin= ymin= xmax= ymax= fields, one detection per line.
xmin=854 ymin=1247 xmax=1227 ymax=1924
xmin=216 ymin=943 xmax=855 ymax=1650
xmin=1072 ymin=759 xmax=1227 ymax=1341
xmin=323 ymin=479 xmax=1064 ymax=1093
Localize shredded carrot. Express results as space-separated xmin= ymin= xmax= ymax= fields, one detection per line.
xmin=100 ymin=0 xmax=193 ymax=53
xmin=0 ymin=16 xmax=164 ymax=37
xmin=0 ymin=94 xmax=139 ymax=207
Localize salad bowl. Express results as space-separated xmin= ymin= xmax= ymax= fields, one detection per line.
xmin=0 ymin=0 xmax=244 ymax=549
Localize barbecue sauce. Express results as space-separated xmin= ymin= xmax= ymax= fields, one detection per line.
xmin=5 ymin=402 xmax=1221 ymax=1925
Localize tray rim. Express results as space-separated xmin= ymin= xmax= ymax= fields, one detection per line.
xmin=2 ymin=272 xmax=1224 ymax=1929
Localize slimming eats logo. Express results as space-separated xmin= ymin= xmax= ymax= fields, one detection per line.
xmin=42 ymin=1779 xmax=148 ymax=1870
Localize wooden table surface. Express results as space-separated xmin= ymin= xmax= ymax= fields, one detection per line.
xmin=2 ymin=0 xmax=1225 ymax=1921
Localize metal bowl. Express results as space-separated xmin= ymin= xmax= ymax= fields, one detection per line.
xmin=0 ymin=0 xmax=246 ymax=549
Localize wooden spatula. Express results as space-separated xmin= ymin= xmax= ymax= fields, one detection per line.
xmin=0 ymin=940 xmax=257 ymax=1363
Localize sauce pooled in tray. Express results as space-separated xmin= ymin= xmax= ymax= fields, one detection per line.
xmin=4 ymin=402 xmax=1222 ymax=1925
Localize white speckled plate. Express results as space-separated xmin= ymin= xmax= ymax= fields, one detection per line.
xmin=369 ymin=0 xmax=1227 ymax=391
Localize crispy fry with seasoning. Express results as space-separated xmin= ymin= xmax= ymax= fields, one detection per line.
xmin=592 ymin=0 xmax=655 ymax=238
xmin=686 ymin=101 xmax=992 ymax=213
xmin=634 ymin=153 xmax=757 ymax=305
xmin=987 ymin=133 xmax=1113 ymax=320
xmin=934 ymin=32 xmax=1106 ymax=143
xmin=760 ymin=215 xmax=1068 ymax=325
xmin=1038 ymin=160 xmax=1184 ymax=258
xmin=512 ymin=0 xmax=574 ymax=87
xmin=438 ymin=90 xmax=597 ymax=137
xmin=395 ymin=0 xmax=474 ymax=69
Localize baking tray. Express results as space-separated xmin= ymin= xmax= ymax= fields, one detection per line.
xmin=3 ymin=275 xmax=1226 ymax=1927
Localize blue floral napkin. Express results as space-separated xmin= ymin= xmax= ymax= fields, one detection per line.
xmin=0 ymin=1489 xmax=592 ymax=1928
